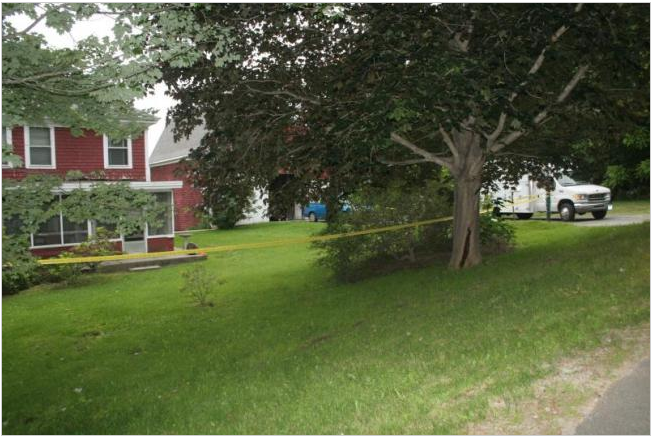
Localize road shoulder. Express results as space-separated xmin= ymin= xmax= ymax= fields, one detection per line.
xmin=575 ymin=358 xmax=649 ymax=435
xmin=467 ymin=323 xmax=650 ymax=435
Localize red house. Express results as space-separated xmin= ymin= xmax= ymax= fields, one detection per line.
xmin=2 ymin=120 xmax=183 ymax=257
xmin=149 ymin=122 xmax=271 ymax=230
xmin=149 ymin=122 xmax=205 ymax=231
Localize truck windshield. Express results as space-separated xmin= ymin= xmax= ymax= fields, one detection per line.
xmin=557 ymin=175 xmax=589 ymax=186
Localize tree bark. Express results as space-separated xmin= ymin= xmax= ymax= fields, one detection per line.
xmin=450 ymin=174 xmax=483 ymax=269
xmin=448 ymin=130 xmax=485 ymax=269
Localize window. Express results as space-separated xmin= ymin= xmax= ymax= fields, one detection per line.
xmin=148 ymin=192 xmax=173 ymax=236
xmin=62 ymin=215 xmax=88 ymax=244
xmin=33 ymin=215 xmax=62 ymax=246
xmin=104 ymin=136 xmax=132 ymax=168
xmin=33 ymin=214 xmax=90 ymax=247
xmin=4 ymin=214 xmax=23 ymax=237
xmin=2 ymin=126 xmax=12 ymax=168
xmin=90 ymin=221 xmax=119 ymax=239
xmin=31 ymin=195 xmax=89 ymax=247
xmin=26 ymin=126 xmax=55 ymax=168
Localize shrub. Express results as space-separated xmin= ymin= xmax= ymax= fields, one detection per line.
xmin=479 ymin=214 xmax=515 ymax=253
xmin=44 ymin=227 xmax=120 ymax=286
xmin=314 ymin=179 xmax=453 ymax=281
xmin=2 ymin=232 xmax=39 ymax=295
xmin=208 ymin=192 xmax=256 ymax=229
xmin=44 ymin=251 xmax=86 ymax=286
xmin=72 ymin=227 xmax=118 ymax=258
xmin=180 ymin=265 xmax=220 ymax=307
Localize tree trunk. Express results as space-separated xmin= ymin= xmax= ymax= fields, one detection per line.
xmin=449 ymin=175 xmax=482 ymax=269
xmin=448 ymin=129 xmax=485 ymax=269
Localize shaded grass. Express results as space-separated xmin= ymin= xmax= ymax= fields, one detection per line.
xmin=2 ymin=219 xmax=650 ymax=434
xmin=612 ymin=199 xmax=650 ymax=215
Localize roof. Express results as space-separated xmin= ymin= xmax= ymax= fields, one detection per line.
xmin=149 ymin=121 xmax=207 ymax=166
xmin=2 ymin=111 xmax=158 ymax=128
xmin=58 ymin=180 xmax=183 ymax=192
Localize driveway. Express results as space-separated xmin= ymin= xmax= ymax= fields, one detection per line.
xmin=524 ymin=213 xmax=650 ymax=227
xmin=571 ymin=213 xmax=650 ymax=227
xmin=576 ymin=359 xmax=650 ymax=435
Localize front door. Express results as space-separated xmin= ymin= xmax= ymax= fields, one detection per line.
xmin=123 ymin=230 xmax=146 ymax=253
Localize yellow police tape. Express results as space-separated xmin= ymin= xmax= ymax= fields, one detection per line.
xmin=37 ymin=194 xmax=541 ymax=266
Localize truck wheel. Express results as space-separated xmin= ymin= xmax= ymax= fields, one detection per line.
xmin=492 ymin=207 xmax=501 ymax=217
xmin=516 ymin=213 xmax=533 ymax=220
xmin=559 ymin=202 xmax=576 ymax=222
xmin=592 ymin=210 xmax=607 ymax=220
xmin=309 ymin=212 xmax=318 ymax=222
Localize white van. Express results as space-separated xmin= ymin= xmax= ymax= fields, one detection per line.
xmin=491 ymin=174 xmax=612 ymax=221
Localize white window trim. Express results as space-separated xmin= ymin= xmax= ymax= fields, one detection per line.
xmin=144 ymin=130 xmax=151 ymax=182
xmin=2 ymin=127 xmax=13 ymax=168
xmin=24 ymin=126 xmax=56 ymax=169
xmin=103 ymin=135 xmax=133 ymax=169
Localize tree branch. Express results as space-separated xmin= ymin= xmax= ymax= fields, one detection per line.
xmin=377 ymin=157 xmax=430 ymax=166
xmin=496 ymin=151 xmax=541 ymax=159
xmin=438 ymin=125 xmax=460 ymax=164
xmin=390 ymin=132 xmax=453 ymax=169
xmin=484 ymin=112 xmax=507 ymax=149
xmin=17 ymin=11 xmax=49 ymax=35
xmin=508 ymin=3 xmax=584 ymax=103
xmin=3 ymin=70 xmax=73 ymax=85
xmin=491 ymin=64 xmax=589 ymax=153
xmin=244 ymin=85 xmax=320 ymax=105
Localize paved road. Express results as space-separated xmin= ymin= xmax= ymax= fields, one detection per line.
xmin=575 ymin=359 xmax=650 ymax=435
xmin=526 ymin=213 xmax=650 ymax=227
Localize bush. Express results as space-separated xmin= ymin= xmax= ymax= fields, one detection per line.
xmin=45 ymin=252 xmax=86 ymax=286
xmin=314 ymin=179 xmax=453 ymax=281
xmin=479 ymin=214 xmax=515 ymax=253
xmin=208 ymin=193 xmax=256 ymax=229
xmin=2 ymin=232 xmax=39 ymax=295
xmin=180 ymin=265 xmax=220 ymax=307
xmin=44 ymin=227 xmax=119 ymax=286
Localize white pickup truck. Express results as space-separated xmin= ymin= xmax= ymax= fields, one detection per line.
xmin=491 ymin=174 xmax=612 ymax=222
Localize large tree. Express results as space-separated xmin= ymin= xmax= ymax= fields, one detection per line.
xmin=163 ymin=4 xmax=649 ymax=268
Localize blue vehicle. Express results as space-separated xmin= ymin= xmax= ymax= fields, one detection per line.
xmin=302 ymin=202 xmax=351 ymax=222
xmin=303 ymin=202 xmax=327 ymax=221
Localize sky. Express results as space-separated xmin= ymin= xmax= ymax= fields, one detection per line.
xmin=9 ymin=12 xmax=175 ymax=156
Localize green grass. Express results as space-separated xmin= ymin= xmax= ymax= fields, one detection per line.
xmin=3 ymin=219 xmax=650 ymax=434
xmin=612 ymin=199 xmax=650 ymax=215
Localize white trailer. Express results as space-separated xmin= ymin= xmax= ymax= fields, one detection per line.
xmin=491 ymin=174 xmax=612 ymax=221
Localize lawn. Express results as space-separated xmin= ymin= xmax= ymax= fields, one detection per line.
xmin=611 ymin=198 xmax=650 ymax=215
xmin=2 ymin=214 xmax=650 ymax=434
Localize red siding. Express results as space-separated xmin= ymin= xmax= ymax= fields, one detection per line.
xmin=147 ymin=237 xmax=174 ymax=252
xmin=31 ymin=246 xmax=74 ymax=258
xmin=31 ymin=237 xmax=175 ymax=257
xmin=3 ymin=126 xmax=146 ymax=181
xmin=150 ymin=162 xmax=203 ymax=231
xmin=31 ymin=241 xmax=123 ymax=258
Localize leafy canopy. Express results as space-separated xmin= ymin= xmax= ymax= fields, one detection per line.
xmin=163 ymin=4 xmax=648 ymax=196
xmin=2 ymin=3 xmax=239 ymax=138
